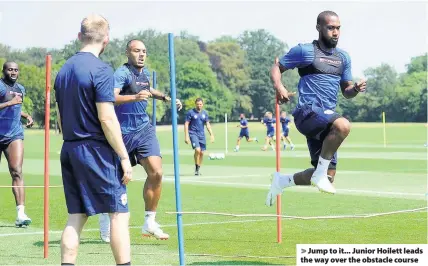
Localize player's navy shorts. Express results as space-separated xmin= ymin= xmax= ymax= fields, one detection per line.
xmin=189 ymin=134 xmax=206 ymax=151
xmin=239 ymin=131 xmax=249 ymax=139
xmin=123 ymin=124 xmax=161 ymax=167
xmin=60 ymin=139 xmax=128 ymax=216
xmin=282 ymin=128 xmax=289 ymax=137
xmin=292 ymin=103 xmax=342 ymax=170
xmin=266 ymin=130 xmax=274 ymax=138
xmin=0 ymin=133 xmax=24 ymax=162
xmin=0 ymin=133 xmax=24 ymax=151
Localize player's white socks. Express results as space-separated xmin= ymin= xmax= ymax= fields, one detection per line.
xmin=278 ymin=174 xmax=295 ymax=189
xmin=145 ymin=211 xmax=156 ymax=225
xmin=270 ymin=144 xmax=275 ymax=150
xmin=16 ymin=205 xmax=25 ymax=216
xmin=235 ymin=145 xmax=239 ymax=151
xmin=313 ymin=156 xmax=331 ymax=177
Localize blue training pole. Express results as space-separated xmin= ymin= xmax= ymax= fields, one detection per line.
xmin=168 ymin=33 xmax=185 ymax=265
xmin=152 ymin=71 xmax=157 ymax=129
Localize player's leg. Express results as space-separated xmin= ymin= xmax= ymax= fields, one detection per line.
xmin=61 ymin=213 xmax=88 ymax=264
xmin=235 ymin=136 xmax=242 ymax=152
xmin=190 ymin=135 xmax=202 ymax=175
xmin=284 ymin=130 xmax=295 ymax=150
xmin=198 ymin=142 xmax=206 ymax=172
xmin=262 ymin=135 xmax=270 ymax=150
xmin=3 ymin=138 xmax=31 ymax=226
xmin=139 ymin=156 xmax=169 ymax=240
xmin=247 ymin=134 xmax=258 ymax=143
xmin=319 ymin=117 xmax=350 ymax=162
xmin=67 ymin=140 xmax=131 ymax=264
xmin=60 ymin=143 xmax=88 ymax=264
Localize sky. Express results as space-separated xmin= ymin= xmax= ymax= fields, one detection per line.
xmin=0 ymin=0 xmax=427 ymax=77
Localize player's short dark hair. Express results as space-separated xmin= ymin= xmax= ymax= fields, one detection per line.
xmin=317 ymin=10 xmax=339 ymax=25
xmin=126 ymin=39 xmax=143 ymax=50
xmin=195 ymin=98 xmax=203 ymax=103
xmin=2 ymin=61 xmax=18 ymax=71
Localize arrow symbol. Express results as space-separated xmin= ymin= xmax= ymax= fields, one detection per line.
xmin=301 ymin=249 xmax=307 ymax=254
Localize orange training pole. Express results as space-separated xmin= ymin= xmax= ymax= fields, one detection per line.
xmin=275 ymin=97 xmax=282 ymax=243
xmin=44 ymin=54 xmax=51 ymax=258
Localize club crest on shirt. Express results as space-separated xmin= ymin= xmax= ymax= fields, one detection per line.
xmin=202 ymin=114 xmax=206 ymax=119
xmin=9 ymin=91 xmax=23 ymax=97
xmin=194 ymin=115 xmax=198 ymax=119
xmin=120 ymin=193 xmax=128 ymax=206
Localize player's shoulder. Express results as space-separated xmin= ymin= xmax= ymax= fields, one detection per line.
xmin=16 ymin=83 xmax=25 ymax=92
xmin=289 ymin=42 xmax=314 ymax=54
xmin=336 ymin=47 xmax=351 ymax=62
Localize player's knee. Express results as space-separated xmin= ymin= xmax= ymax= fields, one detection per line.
xmin=10 ymin=167 xmax=22 ymax=180
xmin=333 ymin=118 xmax=351 ymax=137
xmin=148 ymin=168 xmax=163 ymax=183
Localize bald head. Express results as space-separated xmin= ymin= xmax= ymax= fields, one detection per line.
xmin=126 ymin=39 xmax=147 ymax=70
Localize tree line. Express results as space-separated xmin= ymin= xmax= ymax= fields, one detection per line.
xmin=0 ymin=29 xmax=426 ymax=127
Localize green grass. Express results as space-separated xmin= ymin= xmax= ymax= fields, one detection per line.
xmin=0 ymin=122 xmax=426 ymax=265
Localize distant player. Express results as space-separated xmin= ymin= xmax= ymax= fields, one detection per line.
xmin=266 ymin=10 xmax=366 ymax=205
xmin=0 ymin=61 xmax=33 ymax=227
xmin=261 ymin=112 xmax=275 ymax=151
xmin=184 ymin=98 xmax=214 ymax=176
xmin=280 ymin=111 xmax=295 ymax=151
xmin=234 ymin=113 xmax=258 ymax=152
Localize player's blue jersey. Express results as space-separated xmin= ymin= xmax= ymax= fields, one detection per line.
xmin=263 ymin=117 xmax=276 ymax=133
xmin=239 ymin=118 xmax=249 ymax=134
xmin=279 ymin=40 xmax=353 ymax=111
xmin=54 ymin=52 xmax=115 ymax=142
xmin=114 ymin=64 xmax=151 ymax=135
xmin=280 ymin=117 xmax=291 ymax=132
xmin=0 ymin=80 xmax=25 ymax=138
xmin=186 ymin=109 xmax=209 ymax=139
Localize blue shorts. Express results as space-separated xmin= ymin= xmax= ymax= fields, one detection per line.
xmin=282 ymin=129 xmax=289 ymax=137
xmin=189 ymin=134 xmax=206 ymax=151
xmin=123 ymin=124 xmax=161 ymax=167
xmin=239 ymin=131 xmax=250 ymax=140
xmin=0 ymin=133 xmax=24 ymax=152
xmin=266 ymin=130 xmax=275 ymax=138
xmin=60 ymin=139 xmax=128 ymax=216
xmin=292 ymin=103 xmax=341 ymax=169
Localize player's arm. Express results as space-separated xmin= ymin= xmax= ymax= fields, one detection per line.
xmin=206 ymin=121 xmax=215 ymax=142
xmin=55 ymin=103 xmax=62 ymax=133
xmin=0 ymin=95 xmax=22 ymax=109
xmin=113 ymin=68 xmax=151 ymax=105
xmin=149 ymin=88 xmax=183 ymax=111
xmin=21 ymin=111 xmax=34 ymax=128
xmin=340 ymin=53 xmax=366 ymax=99
xmin=95 ymin=68 xmax=128 ymax=159
xmin=184 ymin=121 xmax=190 ymax=144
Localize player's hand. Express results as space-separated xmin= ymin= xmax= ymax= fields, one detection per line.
xmin=354 ymin=79 xmax=367 ymax=93
xmin=276 ymin=86 xmax=296 ymax=105
xmin=9 ymin=95 xmax=22 ymax=106
xmin=120 ymin=158 xmax=133 ymax=185
xmin=25 ymin=116 xmax=34 ymax=128
xmin=185 ymin=137 xmax=190 ymax=145
xmin=175 ymin=99 xmax=183 ymax=111
xmin=210 ymin=135 xmax=215 ymax=143
xmin=135 ymin=90 xmax=152 ymax=101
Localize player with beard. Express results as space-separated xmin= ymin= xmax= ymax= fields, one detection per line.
xmin=0 ymin=61 xmax=34 ymax=227
xmin=266 ymin=11 xmax=367 ymax=205
xmin=98 ymin=39 xmax=182 ymax=242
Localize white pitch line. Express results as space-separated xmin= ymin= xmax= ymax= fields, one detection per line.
xmin=0 ymin=218 xmax=275 ymax=238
